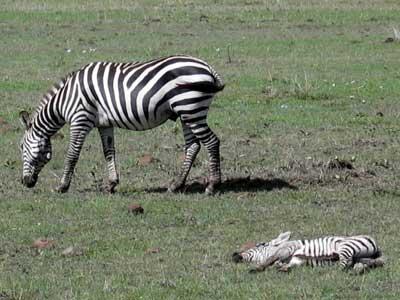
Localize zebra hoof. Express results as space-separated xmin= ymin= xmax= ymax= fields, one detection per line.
xmin=205 ymin=186 xmax=215 ymax=195
xmin=54 ymin=185 xmax=69 ymax=193
xmin=352 ymin=263 xmax=368 ymax=275
xmin=205 ymin=182 xmax=220 ymax=195
xmin=104 ymin=186 xmax=116 ymax=194
xmin=168 ymin=181 xmax=184 ymax=193
xmin=104 ymin=181 xmax=118 ymax=194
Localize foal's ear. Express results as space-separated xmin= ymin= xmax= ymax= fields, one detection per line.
xmin=270 ymin=232 xmax=291 ymax=246
xmin=19 ymin=111 xmax=31 ymax=130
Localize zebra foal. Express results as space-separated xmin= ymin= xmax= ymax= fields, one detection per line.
xmin=233 ymin=232 xmax=384 ymax=274
xmin=19 ymin=55 xmax=224 ymax=194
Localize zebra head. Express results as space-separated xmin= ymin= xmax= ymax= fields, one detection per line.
xmin=232 ymin=232 xmax=292 ymax=265
xmin=19 ymin=111 xmax=52 ymax=188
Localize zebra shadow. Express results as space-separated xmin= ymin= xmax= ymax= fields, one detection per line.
xmin=146 ymin=176 xmax=297 ymax=194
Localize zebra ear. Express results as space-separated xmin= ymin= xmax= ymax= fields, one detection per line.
xmin=19 ymin=111 xmax=31 ymax=130
xmin=271 ymin=232 xmax=291 ymax=246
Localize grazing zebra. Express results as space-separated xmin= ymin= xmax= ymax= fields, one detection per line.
xmin=19 ymin=55 xmax=224 ymax=194
xmin=232 ymin=232 xmax=384 ymax=273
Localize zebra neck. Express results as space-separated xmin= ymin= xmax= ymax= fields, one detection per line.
xmin=31 ymin=101 xmax=65 ymax=139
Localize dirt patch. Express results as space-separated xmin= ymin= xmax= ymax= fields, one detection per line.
xmin=138 ymin=154 xmax=156 ymax=166
xmin=278 ymin=158 xmax=377 ymax=187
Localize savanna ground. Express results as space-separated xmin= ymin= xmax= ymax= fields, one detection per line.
xmin=1 ymin=0 xmax=400 ymax=299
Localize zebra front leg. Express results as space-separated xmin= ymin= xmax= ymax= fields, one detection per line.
xmin=250 ymin=256 xmax=279 ymax=273
xmin=99 ymin=127 xmax=119 ymax=193
xmin=187 ymin=121 xmax=221 ymax=195
xmin=168 ymin=122 xmax=200 ymax=192
xmin=250 ymin=247 xmax=295 ymax=273
xmin=55 ymin=125 xmax=92 ymax=193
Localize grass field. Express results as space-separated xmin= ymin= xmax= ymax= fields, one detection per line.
xmin=1 ymin=0 xmax=400 ymax=299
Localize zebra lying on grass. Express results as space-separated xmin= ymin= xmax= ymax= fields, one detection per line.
xmin=233 ymin=232 xmax=384 ymax=274
xmin=19 ymin=55 xmax=224 ymax=194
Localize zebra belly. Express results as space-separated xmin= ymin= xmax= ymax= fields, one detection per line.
xmin=96 ymin=100 xmax=174 ymax=130
xmin=293 ymin=240 xmax=339 ymax=265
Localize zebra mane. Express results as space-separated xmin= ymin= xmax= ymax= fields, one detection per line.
xmin=31 ymin=72 xmax=73 ymax=120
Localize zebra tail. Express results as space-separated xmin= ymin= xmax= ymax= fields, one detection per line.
xmin=176 ymin=68 xmax=225 ymax=94
xmin=176 ymin=81 xmax=225 ymax=94
xmin=372 ymin=248 xmax=382 ymax=259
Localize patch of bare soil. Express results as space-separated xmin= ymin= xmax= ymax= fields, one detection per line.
xmin=137 ymin=154 xmax=156 ymax=166
xmin=281 ymin=158 xmax=377 ymax=187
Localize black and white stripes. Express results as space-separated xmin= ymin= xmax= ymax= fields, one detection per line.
xmin=233 ymin=232 xmax=383 ymax=272
xmin=20 ymin=55 xmax=224 ymax=193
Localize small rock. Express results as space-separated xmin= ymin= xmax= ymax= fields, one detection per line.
xmin=61 ymin=246 xmax=84 ymax=257
xmin=145 ymin=247 xmax=160 ymax=254
xmin=32 ymin=239 xmax=55 ymax=249
xmin=128 ymin=204 xmax=144 ymax=215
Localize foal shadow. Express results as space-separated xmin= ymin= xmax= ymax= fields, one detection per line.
xmin=146 ymin=176 xmax=297 ymax=194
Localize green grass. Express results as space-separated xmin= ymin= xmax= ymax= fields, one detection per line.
xmin=1 ymin=0 xmax=400 ymax=299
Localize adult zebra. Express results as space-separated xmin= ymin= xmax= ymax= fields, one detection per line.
xmin=233 ymin=232 xmax=384 ymax=273
xmin=19 ymin=55 xmax=224 ymax=194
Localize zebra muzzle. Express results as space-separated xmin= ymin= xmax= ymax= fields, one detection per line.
xmin=232 ymin=252 xmax=243 ymax=263
xmin=22 ymin=174 xmax=38 ymax=188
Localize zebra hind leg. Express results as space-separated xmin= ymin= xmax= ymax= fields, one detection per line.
xmin=338 ymin=248 xmax=356 ymax=271
xmin=99 ymin=127 xmax=119 ymax=193
xmin=55 ymin=124 xmax=92 ymax=193
xmin=168 ymin=122 xmax=200 ymax=193
xmin=186 ymin=121 xmax=221 ymax=195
